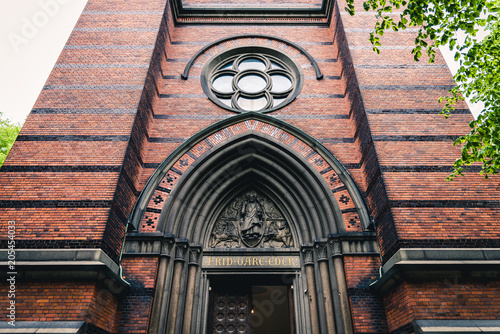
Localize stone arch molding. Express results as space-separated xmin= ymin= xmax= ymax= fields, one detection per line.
xmin=181 ymin=34 xmax=324 ymax=81
xmin=129 ymin=112 xmax=372 ymax=246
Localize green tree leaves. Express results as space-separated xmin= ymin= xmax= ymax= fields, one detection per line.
xmin=442 ymin=21 xmax=500 ymax=179
xmin=0 ymin=113 xmax=21 ymax=168
xmin=345 ymin=0 xmax=500 ymax=178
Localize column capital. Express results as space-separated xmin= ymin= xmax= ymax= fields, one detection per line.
xmin=188 ymin=245 xmax=202 ymax=265
xmin=314 ymin=241 xmax=329 ymax=262
xmin=174 ymin=239 xmax=189 ymax=261
xmin=301 ymin=246 xmax=315 ymax=265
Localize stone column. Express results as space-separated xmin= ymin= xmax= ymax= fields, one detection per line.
xmin=166 ymin=243 xmax=187 ymax=334
xmin=149 ymin=257 xmax=169 ymax=332
xmin=303 ymin=247 xmax=320 ymax=334
xmin=182 ymin=247 xmax=201 ymax=334
xmin=142 ymin=235 xmax=174 ymax=334
xmin=316 ymin=243 xmax=337 ymax=334
xmin=332 ymin=240 xmax=354 ymax=334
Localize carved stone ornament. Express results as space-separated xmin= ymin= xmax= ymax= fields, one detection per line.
xmin=302 ymin=248 xmax=314 ymax=265
xmin=189 ymin=248 xmax=201 ymax=265
xmin=331 ymin=239 xmax=342 ymax=257
xmin=316 ymin=243 xmax=329 ymax=261
xmin=175 ymin=244 xmax=187 ymax=260
xmin=209 ymin=190 xmax=294 ymax=248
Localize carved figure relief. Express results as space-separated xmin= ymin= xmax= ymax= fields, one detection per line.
xmin=263 ymin=220 xmax=293 ymax=248
xmin=209 ymin=190 xmax=294 ymax=248
xmin=210 ymin=221 xmax=240 ymax=248
xmin=239 ymin=191 xmax=265 ymax=247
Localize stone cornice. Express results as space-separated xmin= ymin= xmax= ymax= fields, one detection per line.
xmin=0 ymin=322 xmax=88 ymax=334
xmin=122 ymin=232 xmax=176 ymax=256
xmin=0 ymin=249 xmax=130 ymax=294
xmin=413 ymin=320 xmax=500 ymax=333
xmin=328 ymin=232 xmax=379 ymax=256
xmin=371 ymin=248 xmax=500 ymax=293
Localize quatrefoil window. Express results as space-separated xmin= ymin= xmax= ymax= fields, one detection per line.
xmin=201 ymin=46 xmax=303 ymax=113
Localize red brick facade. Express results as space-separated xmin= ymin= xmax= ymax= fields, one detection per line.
xmin=0 ymin=281 xmax=119 ymax=332
xmin=1 ymin=0 xmax=499 ymax=333
xmin=384 ymin=279 xmax=500 ymax=333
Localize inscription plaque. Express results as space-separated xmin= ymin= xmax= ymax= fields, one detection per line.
xmin=202 ymin=255 xmax=300 ymax=269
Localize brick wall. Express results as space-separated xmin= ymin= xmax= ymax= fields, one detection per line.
xmin=119 ymin=257 xmax=159 ymax=333
xmin=0 ymin=281 xmax=118 ymax=332
xmin=136 ymin=14 xmax=355 ymax=193
xmin=0 ymin=0 xmax=166 ymax=331
xmin=2 ymin=0 xmax=499 ymax=331
xmin=338 ymin=0 xmax=500 ymax=331
xmin=0 ymin=0 xmax=166 ymax=259
xmin=338 ymin=0 xmax=500 ymax=260
xmin=384 ymin=279 xmax=500 ymax=333
xmin=344 ymin=256 xmax=388 ymax=333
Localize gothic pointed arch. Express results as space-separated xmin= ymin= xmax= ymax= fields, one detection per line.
xmin=129 ymin=112 xmax=372 ymax=245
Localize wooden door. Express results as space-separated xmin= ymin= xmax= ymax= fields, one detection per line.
xmin=209 ymin=286 xmax=252 ymax=334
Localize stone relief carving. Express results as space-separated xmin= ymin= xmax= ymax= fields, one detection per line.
xmin=210 ymin=221 xmax=240 ymax=248
xmin=263 ymin=220 xmax=293 ymax=248
xmin=239 ymin=191 xmax=265 ymax=247
xmin=209 ymin=190 xmax=293 ymax=248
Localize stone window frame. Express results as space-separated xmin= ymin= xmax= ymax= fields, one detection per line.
xmin=201 ymin=45 xmax=304 ymax=113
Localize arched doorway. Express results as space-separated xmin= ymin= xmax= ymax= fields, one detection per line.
xmin=126 ymin=113 xmax=376 ymax=334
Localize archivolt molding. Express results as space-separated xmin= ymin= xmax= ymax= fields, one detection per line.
xmin=129 ymin=113 xmax=371 ymax=245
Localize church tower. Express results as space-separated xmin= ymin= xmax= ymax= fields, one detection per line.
xmin=1 ymin=0 xmax=500 ymax=333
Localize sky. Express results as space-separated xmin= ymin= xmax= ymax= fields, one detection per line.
xmin=0 ymin=0 xmax=88 ymax=124
xmin=0 ymin=0 xmax=483 ymax=125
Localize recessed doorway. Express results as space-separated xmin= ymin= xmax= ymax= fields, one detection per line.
xmin=208 ymin=276 xmax=295 ymax=334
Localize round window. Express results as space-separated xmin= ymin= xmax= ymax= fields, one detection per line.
xmin=201 ymin=46 xmax=303 ymax=113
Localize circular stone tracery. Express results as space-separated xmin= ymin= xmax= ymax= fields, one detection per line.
xmin=201 ymin=46 xmax=303 ymax=113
